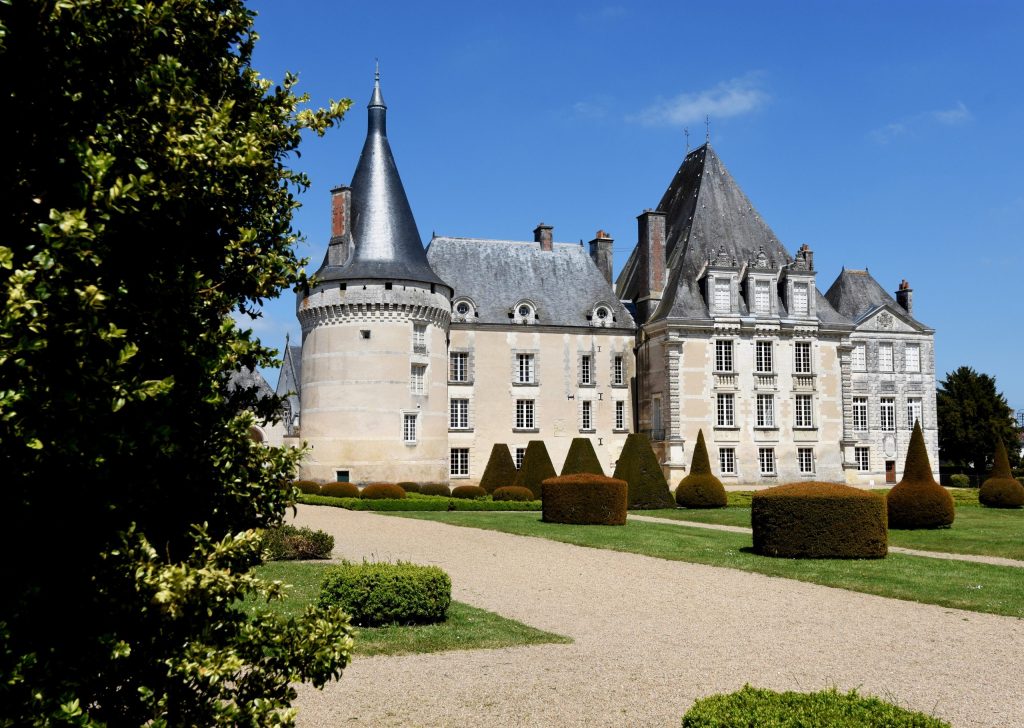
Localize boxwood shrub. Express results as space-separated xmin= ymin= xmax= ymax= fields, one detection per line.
xmin=541 ymin=473 xmax=628 ymax=525
xmin=397 ymin=481 xmax=421 ymax=495
xmin=294 ymin=479 xmax=321 ymax=495
xmin=320 ymin=482 xmax=359 ymax=498
xmin=979 ymin=438 xmax=1024 ymax=508
xmin=420 ymin=483 xmax=451 ymax=497
xmin=451 ymin=485 xmax=487 ymax=500
xmin=318 ymin=561 xmax=451 ymax=627
xmin=612 ymin=432 xmax=674 ymax=509
xmin=888 ymin=422 xmax=955 ymax=529
xmin=261 ymin=525 xmax=334 ymax=561
xmin=675 ymin=429 xmax=727 ymax=509
xmin=361 ymin=483 xmax=406 ymax=500
xmin=492 ymin=486 xmax=536 ymax=502
xmin=560 ymin=437 xmax=605 ymax=476
xmin=752 ymin=482 xmax=887 ymax=559
xmin=514 ymin=441 xmax=557 ymax=498
xmin=682 ymin=685 xmax=949 ymax=727
xmin=479 ymin=444 xmax=518 ymax=493
xmin=949 ymin=473 xmax=971 ymax=488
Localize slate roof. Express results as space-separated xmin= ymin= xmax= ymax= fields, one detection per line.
xmin=226 ymin=367 xmax=274 ymax=399
xmin=275 ymin=344 xmax=302 ymax=398
xmin=824 ymin=268 xmax=929 ymax=328
xmin=427 ymin=237 xmax=635 ymax=329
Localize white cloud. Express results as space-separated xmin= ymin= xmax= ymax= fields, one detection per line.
xmin=871 ymin=101 xmax=973 ymax=143
xmin=932 ymin=101 xmax=972 ymax=125
xmin=628 ymin=74 xmax=769 ymax=127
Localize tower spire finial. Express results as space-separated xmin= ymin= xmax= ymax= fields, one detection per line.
xmin=375 ymin=58 xmax=379 ymax=83
xmin=705 ymin=115 xmax=710 ymax=144
xmin=368 ymin=59 xmax=385 ymax=109
xmin=684 ymin=127 xmax=690 ymax=152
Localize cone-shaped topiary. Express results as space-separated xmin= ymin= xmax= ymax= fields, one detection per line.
xmin=560 ymin=437 xmax=605 ymax=476
xmin=514 ymin=441 xmax=557 ymax=498
xmin=979 ymin=437 xmax=1024 ymax=508
xmin=675 ymin=429 xmax=727 ymax=508
xmin=479 ymin=444 xmax=518 ymax=494
xmin=887 ymin=421 xmax=955 ymax=529
xmin=612 ymin=433 xmax=674 ymax=509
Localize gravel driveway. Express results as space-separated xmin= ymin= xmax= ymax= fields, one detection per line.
xmin=291 ymin=506 xmax=1024 ymax=728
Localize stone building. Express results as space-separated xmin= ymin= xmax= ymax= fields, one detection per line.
xmin=279 ymin=75 xmax=937 ymax=486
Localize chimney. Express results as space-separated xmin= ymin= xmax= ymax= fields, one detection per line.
xmin=589 ymin=230 xmax=614 ymax=283
xmin=636 ymin=209 xmax=667 ymax=324
xmin=328 ymin=185 xmax=352 ymax=266
xmin=795 ymin=243 xmax=814 ymax=271
xmin=533 ymin=222 xmax=553 ymax=252
xmin=896 ymin=279 xmax=913 ymax=314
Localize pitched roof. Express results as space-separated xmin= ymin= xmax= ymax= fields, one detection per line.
xmin=824 ymin=268 xmax=925 ymax=327
xmin=426 ymin=236 xmax=635 ymax=329
xmin=275 ymin=344 xmax=302 ymax=398
xmin=226 ymin=367 xmax=274 ymax=399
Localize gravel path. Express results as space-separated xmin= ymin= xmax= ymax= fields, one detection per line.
xmin=291 ymin=506 xmax=1024 ymax=728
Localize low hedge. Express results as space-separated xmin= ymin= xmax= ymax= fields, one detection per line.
xmin=318 ymin=561 xmax=451 ymax=627
xmin=397 ymin=481 xmax=421 ymax=494
xmin=979 ymin=438 xmax=1024 ymax=508
xmin=294 ymin=479 xmax=321 ymax=495
xmin=541 ymin=473 xmax=628 ymax=525
xmin=261 ymin=525 xmax=334 ymax=561
xmin=420 ymin=483 xmax=451 ymax=497
xmin=682 ymin=685 xmax=949 ymax=727
xmin=675 ymin=429 xmax=726 ymax=509
xmin=361 ymin=483 xmax=406 ymax=500
xmin=320 ymin=482 xmax=359 ymax=498
xmin=451 ymin=485 xmax=487 ymax=500
xmin=752 ymin=482 xmax=887 ymax=559
xmin=888 ymin=423 xmax=954 ymax=529
xmin=300 ymin=494 xmax=541 ymax=511
xmin=493 ymin=486 xmax=535 ymax=502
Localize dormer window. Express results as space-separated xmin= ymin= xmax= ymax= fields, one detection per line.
xmin=452 ymin=298 xmax=475 ymax=321
xmin=590 ymin=303 xmax=613 ymax=327
xmin=754 ymin=280 xmax=770 ymax=314
xmin=596 ymin=306 xmax=609 ymax=320
xmin=713 ymin=279 xmax=730 ymax=313
xmin=518 ymin=304 xmax=531 ymax=317
xmin=513 ymin=301 xmax=536 ymax=324
xmin=792 ymin=282 xmax=809 ymax=315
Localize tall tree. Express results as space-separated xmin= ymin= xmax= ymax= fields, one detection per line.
xmin=0 ymin=1 xmax=353 ymax=724
xmin=937 ymin=366 xmax=1019 ymax=476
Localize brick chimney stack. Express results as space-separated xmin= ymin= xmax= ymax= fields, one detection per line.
xmin=534 ymin=222 xmax=553 ymax=252
xmin=589 ymin=230 xmax=614 ymax=283
xmin=896 ymin=279 xmax=913 ymax=314
xmin=328 ymin=185 xmax=352 ymax=266
xmin=636 ymin=209 xmax=667 ymax=324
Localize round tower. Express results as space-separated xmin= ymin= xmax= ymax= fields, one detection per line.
xmin=297 ymin=72 xmax=452 ymax=484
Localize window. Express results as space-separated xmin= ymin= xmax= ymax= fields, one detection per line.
xmin=412 ymin=323 xmax=427 ymax=352
xmin=580 ymin=354 xmax=592 ymax=385
xmin=907 ymin=398 xmax=922 ymax=428
xmin=450 ymin=448 xmax=469 ymax=477
xmin=516 ymin=353 xmax=535 ymax=384
xmin=754 ymin=280 xmax=770 ymax=314
xmin=360 ymin=329 xmax=371 ymax=340
xmin=581 ymin=400 xmax=593 ymax=430
xmin=794 ymin=341 xmax=812 ymax=374
xmin=455 ymin=300 xmax=471 ymax=316
xmin=756 ymin=394 xmax=775 ymax=428
xmin=719 ymin=448 xmax=736 ymax=475
xmin=403 ymin=413 xmax=417 ymax=443
xmin=335 ymin=470 xmax=350 ymax=483
xmin=613 ymin=355 xmax=625 ymax=386
xmin=905 ymin=344 xmax=920 ymax=373
xmin=514 ymin=447 xmax=526 ymax=470
xmin=759 ymin=447 xmax=776 ymax=476
xmin=518 ymin=304 xmax=532 ymax=318
xmin=792 ymin=283 xmax=809 ymax=315
xmin=594 ymin=306 xmax=609 ymax=321
xmin=880 ymin=397 xmax=896 ymax=432
xmin=798 ymin=448 xmax=814 ymax=475
xmin=853 ymin=397 xmax=868 ymax=432
xmin=716 ymin=393 xmax=735 ymax=427
xmin=449 ymin=352 xmax=468 ymax=382
xmin=795 ymin=394 xmax=813 ymax=428
xmin=715 ymin=340 xmax=734 ymax=372
xmin=855 ymin=447 xmax=870 ymax=472
xmin=878 ymin=343 xmax=893 ymax=372
xmin=515 ymin=399 xmax=535 ymax=429
xmin=614 ymin=400 xmax=626 ymax=430
xmin=852 ymin=343 xmax=866 ymax=371
xmin=755 ymin=341 xmax=773 ymax=373
xmin=714 ymin=279 xmax=731 ymax=313
xmin=410 ymin=364 xmax=426 ymax=394
xmin=450 ymin=399 xmax=468 ymax=429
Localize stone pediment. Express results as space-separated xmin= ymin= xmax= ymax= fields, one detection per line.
xmin=855 ymin=305 xmax=922 ymax=333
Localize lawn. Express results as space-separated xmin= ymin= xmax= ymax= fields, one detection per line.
xmin=389 ymin=511 xmax=1024 ymax=619
xmin=249 ymin=561 xmax=570 ymax=657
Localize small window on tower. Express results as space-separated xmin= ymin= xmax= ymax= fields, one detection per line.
xmin=360 ymin=330 xmax=371 ymax=340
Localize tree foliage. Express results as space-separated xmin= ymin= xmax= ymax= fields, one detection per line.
xmin=937 ymin=366 xmax=1020 ymax=475
xmin=0 ymin=1 xmax=353 ymax=724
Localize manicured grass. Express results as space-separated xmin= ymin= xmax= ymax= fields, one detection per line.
xmin=299 ymin=492 xmax=541 ymax=511
xmin=390 ymin=512 xmax=1024 ymax=618
xmin=248 ymin=561 xmax=570 ymax=657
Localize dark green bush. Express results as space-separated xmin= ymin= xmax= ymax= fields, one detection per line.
xmin=682 ymin=685 xmax=950 ymax=727
xmin=479 ymin=444 xmax=518 ymax=493
xmin=361 ymin=483 xmax=406 ymax=500
xmin=949 ymin=473 xmax=971 ymax=488
xmin=492 ymin=486 xmax=536 ymax=502
xmin=675 ymin=429 xmax=726 ymax=508
xmin=560 ymin=437 xmax=605 ymax=476
xmin=320 ymin=482 xmax=359 ymax=499
xmin=261 ymin=525 xmax=334 ymax=561
xmin=318 ymin=561 xmax=451 ymax=627
xmin=752 ymin=482 xmax=887 ymax=559
xmin=294 ymin=479 xmax=321 ymax=495
xmin=451 ymin=485 xmax=487 ymax=500
xmin=888 ymin=422 xmax=955 ymax=529
xmin=514 ymin=441 xmax=557 ymax=498
xmin=397 ymin=481 xmax=421 ymax=494
xmin=300 ymin=494 xmax=540 ymax=511
xmin=612 ymin=432 xmax=673 ymax=509
xmin=419 ymin=483 xmax=451 ymax=497
xmin=541 ymin=474 xmax=628 ymax=525
xmin=979 ymin=438 xmax=1024 ymax=508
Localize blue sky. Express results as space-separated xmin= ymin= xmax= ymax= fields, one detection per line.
xmin=246 ymin=0 xmax=1024 ymax=409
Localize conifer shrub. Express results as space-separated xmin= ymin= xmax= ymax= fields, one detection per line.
xmin=514 ymin=441 xmax=557 ymax=499
xmin=397 ymin=481 xmax=421 ymax=494
xmin=360 ymin=483 xmax=406 ymax=500
xmin=492 ymin=486 xmax=536 ymax=502
xmin=294 ymin=479 xmax=321 ymax=495
xmin=318 ymin=561 xmax=451 ymax=627
xmin=675 ymin=429 xmax=727 ymax=508
xmin=320 ymin=482 xmax=360 ymax=499
xmin=612 ymin=433 xmax=674 ymax=509
xmin=261 ymin=525 xmax=335 ymax=561
xmin=887 ymin=422 xmax=955 ymax=529
xmin=752 ymin=482 xmax=887 ymax=559
xmin=451 ymin=485 xmax=487 ymax=500
xmin=979 ymin=438 xmax=1024 ymax=508
xmin=479 ymin=444 xmax=518 ymax=493
xmin=560 ymin=437 xmax=605 ymax=476
xmin=420 ymin=483 xmax=451 ymax=497
xmin=541 ymin=474 xmax=628 ymax=525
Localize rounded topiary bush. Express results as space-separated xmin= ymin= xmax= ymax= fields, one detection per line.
xmin=319 ymin=482 xmax=359 ymax=498
xmin=479 ymin=444 xmax=518 ymax=494
xmin=397 ymin=481 xmax=421 ymax=495
xmin=514 ymin=440 xmax=557 ymax=499
xmin=541 ymin=473 xmax=628 ymax=525
xmin=261 ymin=525 xmax=335 ymax=561
xmin=360 ymin=483 xmax=406 ymax=500
xmin=612 ymin=433 xmax=674 ymax=509
xmin=492 ymin=486 xmax=535 ymax=502
xmin=318 ymin=561 xmax=451 ymax=627
xmin=450 ymin=485 xmax=487 ymax=500
xmin=949 ymin=473 xmax=971 ymax=488
xmin=979 ymin=438 xmax=1024 ymax=508
xmin=560 ymin=437 xmax=605 ymax=476
xmin=752 ymin=482 xmax=887 ymax=559
xmin=420 ymin=483 xmax=450 ymax=497
xmin=887 ymin=422 xmax=954 ymax=529
xmin=681 ymin=685 xmax=950 ymax=727
xmin=675 ymin=429 xmax=727 ymax=509
xmin=294 ymin=479 xmax=321 ymax=495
